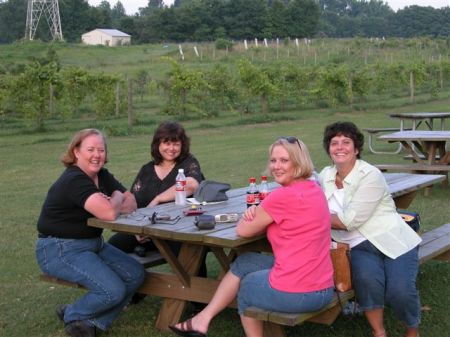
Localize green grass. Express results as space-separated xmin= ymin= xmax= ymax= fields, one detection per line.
xmin=1 ymin=97 xmax=449 ymax=336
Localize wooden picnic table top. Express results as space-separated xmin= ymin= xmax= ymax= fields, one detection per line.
xmin=88 ymin=173 xmax=445 ymax=243
xmin=389 ymin=112 xmax=450 ymax=119
xmin=388 ymin=112 xmax=450 ymax=131
xmin=379 ymin=130 xmax=450 ymax=142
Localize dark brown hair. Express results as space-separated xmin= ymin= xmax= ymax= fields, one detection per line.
xmin=151 ymin=121 xmax=190 ymax=164
xmin=61 ymin=128 xmax=107 ymax=167
xmin=323 ymin=121 xmax=364 ymax=159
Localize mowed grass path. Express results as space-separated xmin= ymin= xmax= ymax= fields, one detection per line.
xmin=1 ymin=104 xmax=449 ymax=337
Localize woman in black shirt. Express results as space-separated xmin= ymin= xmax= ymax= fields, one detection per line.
xmin=36 ymin=129 xmax=145 ymax=337
xmin=109 ymin=121 xmax=204 ymax=253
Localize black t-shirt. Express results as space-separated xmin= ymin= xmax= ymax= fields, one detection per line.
xmin=131 ymin=154 xmax=204 ymax=208
xmin=37 ymin=166 xmax=126 ymax=239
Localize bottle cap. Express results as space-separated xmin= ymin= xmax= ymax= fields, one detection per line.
xmin=249 ymin=177 xmax=256 ymax=183
xmin=261 ymin=175 xmax=267 ymax=180
xmin=178 ymin=168 xmax=184 ymax=173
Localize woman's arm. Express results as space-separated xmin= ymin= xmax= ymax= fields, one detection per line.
xmin=236 ymin=205 xmax=273 ymax=238
xmin=148 ymin=177 xmax=199 ymax=206
xmin=331 ymin=213 xmax=347 ymax=230
xmin=120 ymin=191 xmax=137 ymax=214
xmin=338 ymin=170 xmax=387 ymax=230
xmin=84 ymin=190 xmax=124 ymax=221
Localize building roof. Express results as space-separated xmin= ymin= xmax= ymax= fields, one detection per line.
xmin=83 ymin=29 xmax=130 ymax=37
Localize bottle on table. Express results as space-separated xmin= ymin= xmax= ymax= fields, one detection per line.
xmin=175 ymin=168 xmax=187 ymax=206
xmin=259 ymin=175 xmax=269 ymax=201
xmin=246 ymin=177 xmax=260 ymax=208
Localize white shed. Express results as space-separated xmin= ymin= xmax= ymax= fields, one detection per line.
xmin=81 ymin=29 xmax=131 ymax=46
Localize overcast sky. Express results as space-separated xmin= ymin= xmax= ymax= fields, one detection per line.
xmin=87 ymin=0 xmax=449 ymax=16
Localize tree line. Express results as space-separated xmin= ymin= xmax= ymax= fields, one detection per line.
xmin=0 ymin=0 xmax=449 ymax=44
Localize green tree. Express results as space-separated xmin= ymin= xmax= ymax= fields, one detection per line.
xmin=237 ymin=59 xmax=278 ymax=114
xmin=224 ymin=0 xmax=268 ymax=39
xmin=59 ymin=0 xmax=94 ymax=42
xmin=163 ymin=58 xmax=208 ymax=117
xmin=60 ymin=67 xmax=91 ymax=116
xmin=265 ymin=0 xmax=288 ymax=38
xmin=111 ymin=1 xmax=127 ymax=24
xmin=134 ymin=69 xmax=151 ymax=103
xmin=285 ymin=0 xmax=320 ymax=38
xmin=0 ymin=0 xmax=27 ymax=43
xmin=11 ymin=61 xmax=61 ymax=130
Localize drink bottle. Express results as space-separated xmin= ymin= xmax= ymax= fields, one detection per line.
xmin=175 ymin=168 xmax=187 ymax=206
xmin=246 ymin=177 xmax=260 ymax=208
xmin=259 ymin=175 xmax=269 ymax=201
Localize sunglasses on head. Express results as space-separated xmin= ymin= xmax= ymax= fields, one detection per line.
xmin=279 ymin=136 xmax=301 ymax=148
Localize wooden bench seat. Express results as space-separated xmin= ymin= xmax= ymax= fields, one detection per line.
xmin=40 ymin=251 xmax=165 ymax=289
xmin=244 ymin=290 xmax=354 ymax=337
xmin=418 ymin=223 xmax=450 ymax=263
xmin=243 ymin=223 xmax=450 ymax=337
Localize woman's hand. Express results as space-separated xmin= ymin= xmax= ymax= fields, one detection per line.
xmin=121 ymin=191 xmax=137 ymax=214
xmin=135 ymin=235 xmax=151 ymax=243
xmin=242 ymin=205 xmax=257 ymax=222
xmin=236 ymin=205 xmax=272 ymax=238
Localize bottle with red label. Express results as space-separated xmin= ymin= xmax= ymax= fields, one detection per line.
xmin=246 ymin=177 xmax=260 ymax=208
xmin=175 ymin=168 xmax=187 ymax=206
xmin=259 ymin=175 xmax=269 ymax=201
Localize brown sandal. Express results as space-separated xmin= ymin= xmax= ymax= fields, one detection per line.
xmin=169 ymin=319 xmax=206 ymax=337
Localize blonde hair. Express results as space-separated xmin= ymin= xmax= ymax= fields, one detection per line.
xmin=267 ymin=138 xmax=314 ymax=179
xmin=61 ymin=129 xmax=108 ymax=167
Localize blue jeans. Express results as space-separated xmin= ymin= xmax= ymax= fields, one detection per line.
xmin=230 ymin=252 xmax=334 ymax=315
xmin=35 ymin=236 xmax=145 ymax=331
xmin=351 ymin=240 xmax=420 ymax=328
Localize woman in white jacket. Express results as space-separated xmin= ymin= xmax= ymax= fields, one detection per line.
xmin=319 ymin=121 xmax=421 ymax=337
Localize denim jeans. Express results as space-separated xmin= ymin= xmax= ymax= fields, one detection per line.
xmin=351 ymin=240 xmax=420 ymax=328
xmin=35 ymin=236 xmax=145 ymax=331
xmin=230 ymin=252 xmax=334 ymax=315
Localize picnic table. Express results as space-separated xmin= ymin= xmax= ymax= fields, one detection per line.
xmin=379 ymin=130 xmax=450 ymax=164
xmin=364 ymin=112 xmax=450 ymax=154
xmin=389 ymin=112 xmax=450 ymax=131
xmin=86 ymin=173 xmax=445 ymax=331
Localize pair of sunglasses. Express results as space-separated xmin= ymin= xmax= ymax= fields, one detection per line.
xmin=125 ymin=211 xmax=180 ymax=225
xmin=279 ymin=136 xmax=301 ymax=148
xmin=150 ymin=212 xmax=181 ymax=225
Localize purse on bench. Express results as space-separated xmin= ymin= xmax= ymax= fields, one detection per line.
xmin=330 ymin=242 xmax=352 ymax=292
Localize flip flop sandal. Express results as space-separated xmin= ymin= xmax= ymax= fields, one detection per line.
xmin=169 ymin=319 xmax=206 ymax=337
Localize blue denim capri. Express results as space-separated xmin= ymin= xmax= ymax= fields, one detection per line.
xmin=351 ymin=240 xmax=421 ymax=328
xmin=230 ymin=252 xmax=334 ymax=315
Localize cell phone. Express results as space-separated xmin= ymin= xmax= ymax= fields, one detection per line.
xmin=214 ymin=213 xmax=239 ymax=223
xmin=183 ymin=209 xmax=205 ymax=216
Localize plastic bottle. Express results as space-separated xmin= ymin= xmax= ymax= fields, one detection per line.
xmin=246 ymin=177 xmax=260 ymax=208
xmin=259 ymin=175 xmax=269 ymax=201
xmin=175 ymin=168 xmax=187 ymax=206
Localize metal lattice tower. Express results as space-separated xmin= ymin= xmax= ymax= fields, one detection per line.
xmin=25 ymin=0 xmax=63 ymax=41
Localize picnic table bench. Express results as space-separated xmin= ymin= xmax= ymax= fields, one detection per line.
xmin=363 ymin=127 xmax=407 ymax=154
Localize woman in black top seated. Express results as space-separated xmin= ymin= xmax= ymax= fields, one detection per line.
xmin=35 ymin=129 xmax=145 ymax=337
xmin=109 ymin=121 xmax=204 ymax=254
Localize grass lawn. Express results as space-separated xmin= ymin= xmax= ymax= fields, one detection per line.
xmin=0 ymin=100 xmax=449 ymax=337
